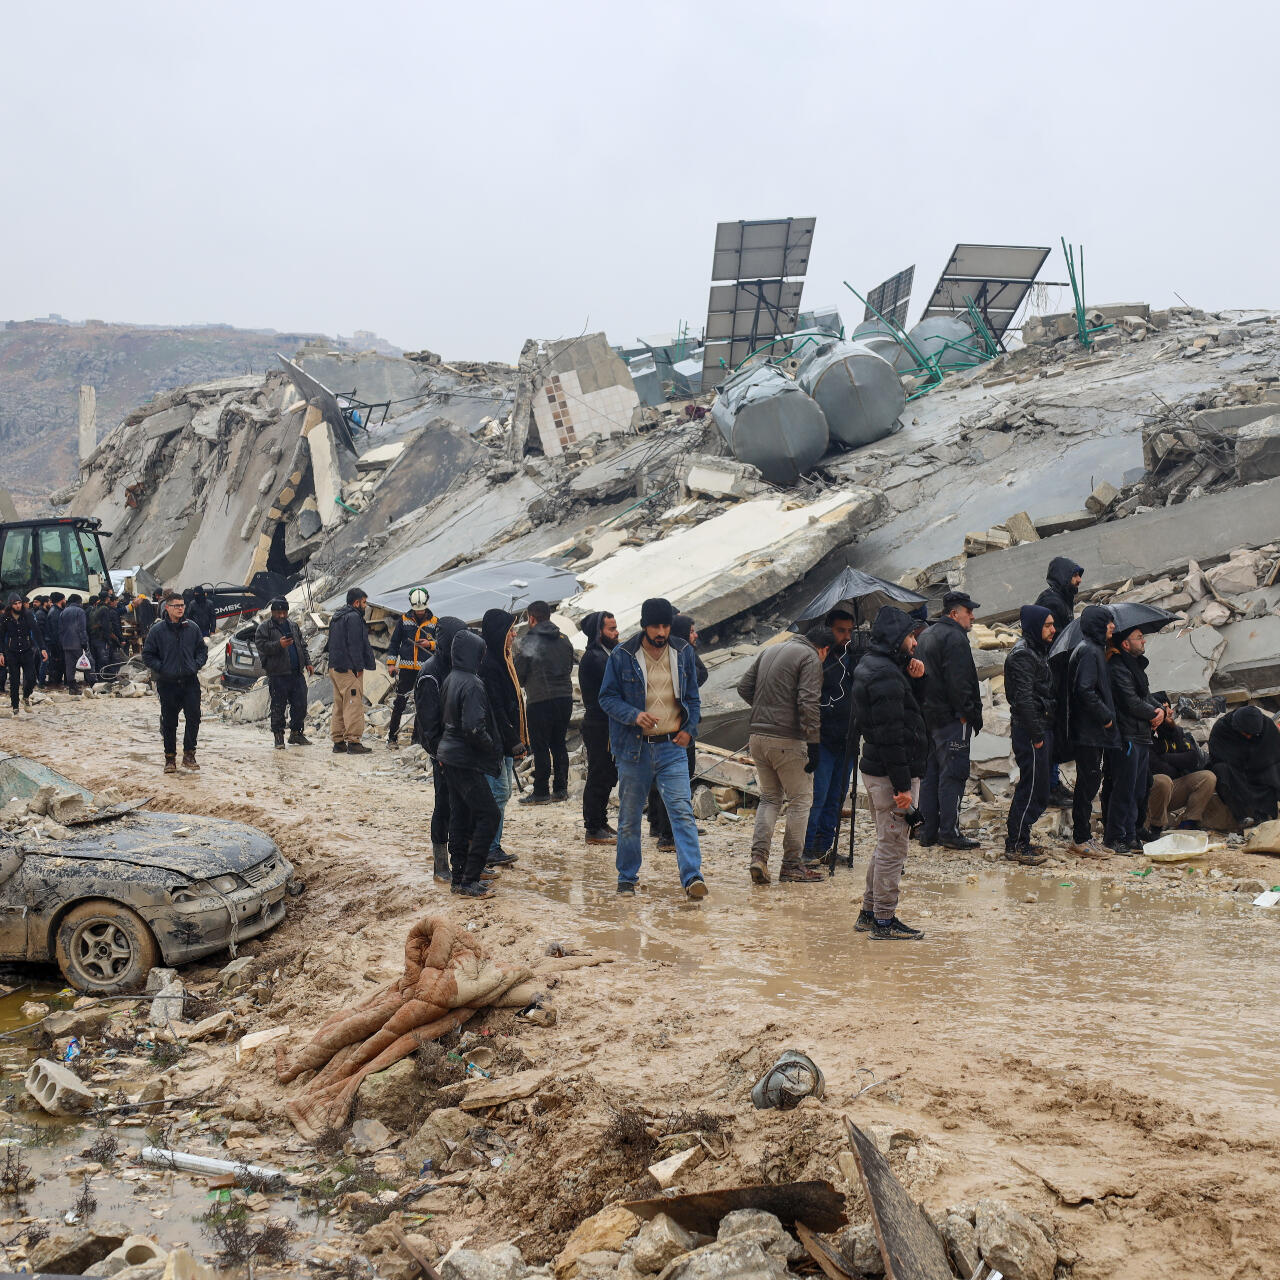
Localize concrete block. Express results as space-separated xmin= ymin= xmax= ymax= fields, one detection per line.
xmin=1190 ymin=403 xmax=1279 ymax=434
xmin=26 ymin=1057 xmax=98 ymax=1115
xmin=1236 ymin=413 xmax=1280 ymax=483
xmin=1003 ymin=511 xmax=1040 ymax=543
xmin=363 ymin=666 xmax=392 ymax=705
xmin=219 ymin=955 xmax=255 ymax=993
xmin=1143 ymin=626 xmax=1226 ymax=695
xmin=1206 ymin=553 xmax=1260 ymax=596
xmin=1085 ymin=480 xmax=1120 ymax=514
xmin=681 ymin=455 xmax=764 ymax=500
xmin=101 ymin=1235 xmax=168 ymax=1275
xmin=357 ymin=441 xmax=406 ymax=471
xmin=142 ymin=404 xmax=195 ymax=441
xmin=1033 ymin=510 xmax=1096 ymax=537
xmin=1211 ymin=614 xmax=1280 ymax=697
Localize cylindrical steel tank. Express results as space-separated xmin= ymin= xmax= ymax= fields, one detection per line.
xmin=795 ymin=340 xmax=906 ymax=449
xmin=905 ymin=316 xmax=982 ymax=370
xmin=710 ymin=364 xmax=829 ymax=486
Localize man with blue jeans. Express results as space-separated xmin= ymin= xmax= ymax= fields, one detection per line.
xmin=804 ymin=605 xmax=862 ymax=862
xmin=598 ymin=597 xmax=708 ymax=900
xmin=479 ymin=608 xmax=524 ymax=870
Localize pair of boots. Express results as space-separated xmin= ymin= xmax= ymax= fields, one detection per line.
xmin=163 ymin=751 xmax=199 ymax=774
xmin=274 ymin=730 xmax=312 ymax=750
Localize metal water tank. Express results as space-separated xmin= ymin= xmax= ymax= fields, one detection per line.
xmin=905 ymin=316 xmax=982 ymax=370
xmin=710 ymin=364 xmax=829 ymax=486
xmin=851 ymin=319 xmax=913 ymax=371
xmin=795 ymin=340 xmax=905 ymax=449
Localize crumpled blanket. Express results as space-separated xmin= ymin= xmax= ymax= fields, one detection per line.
xmin=277 ymin=915 xmax=536 ymax=1139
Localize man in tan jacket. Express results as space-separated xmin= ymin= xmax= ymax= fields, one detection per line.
xmin=737 ymin=626 xmax=832 ymax=884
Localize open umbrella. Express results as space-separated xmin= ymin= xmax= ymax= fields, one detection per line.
xmin=795 ymin=566 xmax=926 ymax=628
xmin=1049 ymin=602 xmax=1175 ymax=659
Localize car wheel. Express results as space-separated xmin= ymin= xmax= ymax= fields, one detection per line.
xmin=54 ymin=900 xmax=161 ymax=995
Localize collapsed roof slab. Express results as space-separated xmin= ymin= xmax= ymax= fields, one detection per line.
xmin=961 ymin=476 xmax=1280 ymax=622
xmin=571 ymin=488 xmax=883 ymax=634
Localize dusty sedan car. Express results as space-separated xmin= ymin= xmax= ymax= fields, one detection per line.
xmin=221 ymin=622 xmax=265 ymax=689
xmin=0 ymin=754 xmax=298 ymax=994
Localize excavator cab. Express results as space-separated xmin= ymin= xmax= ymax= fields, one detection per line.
xmin=0 ymin=517 xmax=112 ymax=600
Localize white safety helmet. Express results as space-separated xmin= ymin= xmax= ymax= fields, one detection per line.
xmin=408 ymin=587 xmax=430 ymax=612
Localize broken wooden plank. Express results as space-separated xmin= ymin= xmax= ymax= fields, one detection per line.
xmin=846 ymin=1120 xmax=951 ymax=1280
xmin=623 ymin=1179 xmax=846 ymax=1236
xmin=796 ymin=1221 xmax=853 ymax=1280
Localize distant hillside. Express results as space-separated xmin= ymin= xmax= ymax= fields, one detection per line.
xmin=0 ymin=320 xmax=330 ymax=514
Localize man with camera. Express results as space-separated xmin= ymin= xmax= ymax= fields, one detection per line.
xmin=850 ymin=606 xmax=930 ymax=940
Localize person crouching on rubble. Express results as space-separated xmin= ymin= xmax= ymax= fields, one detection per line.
xmin=579 ymin=610 xmax=620 ymax=845
xmin=598 ymin=597 xmax=707 ymax=899
xmin=437 ymin=628 xmax=504 ymax=899
xmin=413 ymin=616 xmax=467 ymax=884
xmin=385 ymin=587 xmax=437 ymax=749
xmin=850 ymin=606 xmax=929 ymax=940
xmin=1003 ymin=605 xmax=1055 ymax=865
xmin=141 ymin=591 xmax=208 ymax=774
xmin=255 ymin=597 xmax=314 ymax=749
xmin=1103 ymin=626 xmax=1165 ymax=854
xmin=1208 ymin=704 xmax=1280 ymax=830
xmin=1065 ymin=604 xmax=1117 ymax=858
xmin=1144 ymin=694 xmax=1225 ymax=836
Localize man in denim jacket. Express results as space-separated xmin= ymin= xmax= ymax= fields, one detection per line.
xmin=597 ymin=597 xmax=708 ymax=899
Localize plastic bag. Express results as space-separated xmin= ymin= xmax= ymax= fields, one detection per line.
xmin=75 ymin=651 xmax=91 ymax=671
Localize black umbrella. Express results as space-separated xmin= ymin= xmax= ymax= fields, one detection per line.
xmin=795 ymin=566 xmax=926 ymax=628
xmin=1048 ymin=602 xmax=1175 ymax=659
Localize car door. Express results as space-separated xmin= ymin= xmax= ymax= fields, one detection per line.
xmin=0 ymin=847 xmax=29 ymax=959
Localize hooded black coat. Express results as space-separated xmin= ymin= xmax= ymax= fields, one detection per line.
xmin=1035 ymin=556 xmax=1083 ymax=631
xmin=1208 ymin=706 xmax=1280 ymax=824
xmin=437 ymin=629 xmax=502 ymax=777
xmin=578 ymin=611 xmax=615 ymax=726
xmin=480 ymin=608 xmax=523 ymax=756
xmin=851 ymin=609 xmax=929 ymax=793
xmin=1004 ymin=605 xmax=1055 ymax=741
xmin=914 ymin=614 xmax=982 ymax=731
xmin=1067 ymin=605 xmax=1119 ymax=750
xmin=412 ymin=617 xmax=467 ymax=753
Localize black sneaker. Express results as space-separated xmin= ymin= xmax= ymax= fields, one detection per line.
xmin=1004 ymin=844 xmax=1048 ymax=866
xmin=617 ymin=881 xmax=636 ymax=895
xmin=274 ymin=733 xmax=285 ymax=750
xmin=917 ymin=834 xmax=937 ymax=847
xmin=938 ymin=833 xmax=980 ymax=850
xmin=854 ymin=909 xmax=875 ymax=933
xmin=519 ymin=793 xmax=552 ymax=806
xmin=551 ymin=789 xmax=569 ymax=802
xmin=584 ymin=828 xmax=615 ymax=845
xmin=870 ymin=916 xmax=924 ymax=940
xmin=347 ymin=741 xmax=372 ymax=755
xmin=486 ymin=849 xmax=518 ymax=867
xmin=1048 ymin=785 xmax=1075 ymax=809
xmin=457 ymin=881 xmax=494 ymax=899
xmin=656 ymin=837 xmax=675 ymax=852
xmin=332 ymin=742 xmax=348 ymax=753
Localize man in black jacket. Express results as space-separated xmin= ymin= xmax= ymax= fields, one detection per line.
xmin=851 ymin=607 xmax=929 ymax=940
xmin=803 ymin=604 xmax=860 ymax=862
xmin=0 ymin=597 xmax=46 ymax=714
xmin=1066 ymin=604 xmax=1118 ymax=856
xmin=44 ymin=594 xmax=65 ymax=688
xmin=187 ymin=586 xmax=216 ymax=637
xmin=1208 ymin=704 xmax=1280 ymax=828
xmin=579 ymin=610 xmax=620 ymax=844
xmin=1036 ymin=558 xmax=1083 ymax=808
xmin=438 ymin=629 xmax=502 ymax=898
xmin=1003 ymin=606 xmax=1056 ymax=864
xmin=385 ymin=588 xmax=438 ymax=748
xmin=1104 ymin=627 xmax=1165 ymax=852
xmin=513 ymin=601 xmax=575 ymax=803
xmin=328 ymin=588 xmax=376 ymax=755
xmin=915 ymin=590 xmax=983 ymax=850
xmin=479 ymin=608 xmax=524 ymax=869
xmin=414 ymin=616 xmax=467 ymax=883
xmin=141 ymin=592 xmax=209 ymax=773
xmin=255 ymin=598 xmax=314 ymax=749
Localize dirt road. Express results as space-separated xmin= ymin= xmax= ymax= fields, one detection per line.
xmin=4 ymin=691 xmax=1279 ymax=1279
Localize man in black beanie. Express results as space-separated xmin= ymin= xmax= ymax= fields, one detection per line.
xmin=598 ymin=597 xmax=708 ymax=899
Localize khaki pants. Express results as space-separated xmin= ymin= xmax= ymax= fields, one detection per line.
xmin=862 ymin=773 xmax=920 ymax=920
xmin=330 ymin=670 xmax=366 ymax=744
xmin=749 ymin=734 xmax=813 ymax=867
xmin=1147 ymin=770 xmax=1217 ymax=828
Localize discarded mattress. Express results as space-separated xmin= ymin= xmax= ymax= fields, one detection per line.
xmin=710 ymin=364 xmax=829 ymax=486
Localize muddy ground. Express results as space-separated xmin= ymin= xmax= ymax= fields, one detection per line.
xmin=2 ymin=690 xmax=1280 ymax=1278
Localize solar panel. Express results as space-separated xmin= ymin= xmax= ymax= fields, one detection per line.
xmin=919 ymin=244 xmax=1050 ymax=342
xmin=865 ymin=266 xmax=915 ymax=329
xmin=702 ymin=218 xmax=815 ymax=390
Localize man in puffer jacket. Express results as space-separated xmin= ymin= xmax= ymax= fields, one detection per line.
xmin=141 ymin=591 xmax=208 ymax=773
xmin=850 ymin=607 xmax=929 ymax=941
xmin=437 ymin=629 xmax=502 ymax=898
xmin=1066 ymin=604 xmax=1118 ymax=857
xmin=513 ymin=601 xmax=575 ymax=803
xmin=1105 ymin=626 xmax=1164 ymax=853
xmin=413 ymin=616 xmax=467 ymax=883
xmin=1003 ymin=605 xmax=1056 ymax=864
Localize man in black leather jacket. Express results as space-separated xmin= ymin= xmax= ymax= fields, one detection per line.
xmin=1105 ymin=626 xmax=1164 ymax=852
xmin=1003 ymin=605 xmax=1055 ymax=864
xmin=1066 ymin=604 xmax=1118 ymax=856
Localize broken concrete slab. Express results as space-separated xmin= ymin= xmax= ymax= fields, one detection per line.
xmin=1033 ymin=510 xmax=1096 ymax=537
xmin=522 ymin=333 xmax=640 ymax=459
xmin=1003 ymin=511 xmax=1040 ymax=543
xmin=1236 ymin=413 xmax=1280 ymax=484
xmin=680 ymin=455 xmax=764 ymax=500
xmin=961 ymin=476 xmax=1280 ymax=622
xmin=1210 ymin=614 xmax=1280 ymax=697
xmin=572 ymin=488 xmax=883 ymax=634
xmin=1189 ymin=403 xmax=1280 ymax=434
xmin=357 ymin=441 xmax=406 ymax=472
xmin=1085 ymin=479 xmax=1120 ymax=514
xmin=142 ymin=403 xmax=195 ymax=441
xmin=1142 ymin=627 xmax=1226 ymax=695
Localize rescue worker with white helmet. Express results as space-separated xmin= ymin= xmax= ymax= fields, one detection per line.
xmin=386 ymin=586 xmax=438 ymax=747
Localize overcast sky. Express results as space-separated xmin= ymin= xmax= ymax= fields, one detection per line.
xmin=5 ymin=1 xmax=1276 ymax=361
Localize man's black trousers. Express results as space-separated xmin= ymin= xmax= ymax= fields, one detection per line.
xmin=387 ymin=667 xmax=418 ymax=742
xmin=5 ymin=654 xmax=37 ymax=710
xmin=444 ymin=764 xmax=500 ymax=887
xmin=268 ymin=673 xmax=308 ymax=735
xmin=157 ymin=677 xmax=201 ymax=755
xmin=1071 ymin=744 xmax=1105 ymax=844
xmin=430 ymin=757 xmax=451 ymax=847
xmin=581 ymin=717 xmax=617 ymax=831
xmin=527 ymin=696 xmax=572 ymax=796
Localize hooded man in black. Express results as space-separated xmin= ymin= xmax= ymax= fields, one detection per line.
xmin=851 ymin=607 xmax=929 ymax=940
xmin=479 ymin=608 xmax=524 ymax=869
xmin=413 ymin=616 xmax=467 ymax=882
xmin=1003 ymin=604 xmax=1055 ymax=864
xmin=1208 ymin=705 xmax=1280 ymax=827
xmin=0 ymin=597 xmax=46 ymax=714
xmin=1104 ymin=626 xmax=1165 ymax=852
xmin=1066 ymin=604 xmax=1118 ymax=855
xmin=1036 ymin=557 xmax=1084 ymax=808
xmin=804 ymin=603 xmax=860 ymax=862
xmin=579 ymin=609 xmax=620 ymax=844
xmin=438 ymin=629 xmax=502 ymax=898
